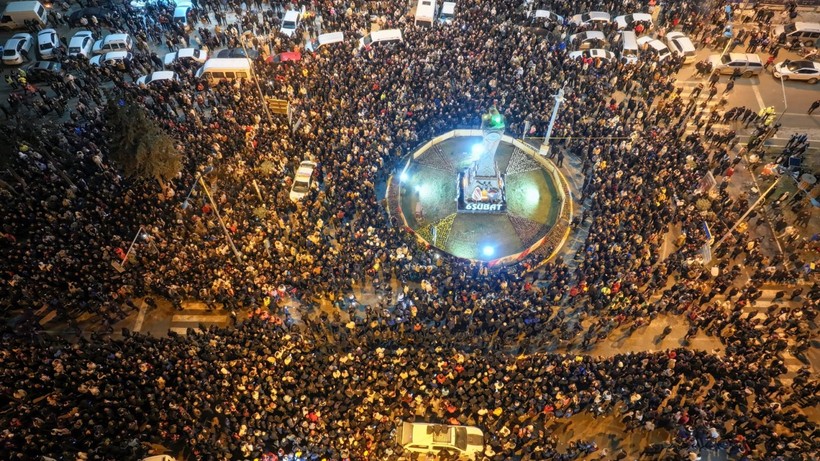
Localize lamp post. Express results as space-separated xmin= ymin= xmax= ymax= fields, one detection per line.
xmin=239 ymin=34 xmax=275 ymax=126
xmin=539 ymin=87 xmax=565 ymax=157
xmin=182 ymin=166 xmax=244 ymax=264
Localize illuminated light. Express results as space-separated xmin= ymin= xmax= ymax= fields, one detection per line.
xmin=472 ymin=144 xmax=485 ymax=156
xmin=492 ymin=114 xmax=502 ymax=124
xmin=400 ymin=171 xmax=409 ymax=182
xmin=483 ymin=246 xmax=495 ymax=257
xmin=414 ymin=184 xmax=430 ymax=198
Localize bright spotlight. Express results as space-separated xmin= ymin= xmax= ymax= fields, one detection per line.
xmin=399 ymin=171 xmax=409 ymax=182
xmin=472 ymin=144 xmax=485 ymax=156
xmin=482 ymin=246 xmax=495 ymax=257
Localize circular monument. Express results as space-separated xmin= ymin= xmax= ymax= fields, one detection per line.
xmin=386 ymin=114 xmax=572 ymax=265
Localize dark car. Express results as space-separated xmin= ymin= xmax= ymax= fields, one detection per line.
xmin=68 ymin=7 xmax=115 ymax=27
xmin=21 ymin=61 xmax=64 ymax=83
xmin=216 ymin=48 xmax=259 ymax=59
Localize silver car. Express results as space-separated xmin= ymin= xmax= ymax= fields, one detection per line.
xmin=772 ymin=60 xmax=820 ymax=84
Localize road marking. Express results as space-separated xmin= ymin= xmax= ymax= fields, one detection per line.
xmin=170 ymin=327 xmax=203 ymax=335
xmin=781 ymin=112 xmax=819 ymax=118
xmin=171 ymin=314 xmax=228 ymax=323
xmin=132 ymin=299 xmax=148 ymax=332
xmin=181 ymin=301 xmax=215 ymax=311
xmin=752 ymin=84 xmax=766 ymax=110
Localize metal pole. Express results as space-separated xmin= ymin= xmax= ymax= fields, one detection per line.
xmin=122 ymin=226 xmax=146 ymax=265
xmin=539 ymin=88 xmax=565 ymax=157
xmin=239 ymin=36 xmax=275 ymax=126
xmin=198 ymin=176 xmax=244 ymax=264
xmin=252 ymin=179 xmax=264 ymax=201
xmin=712 ymin=176 xmax=781 ymax=251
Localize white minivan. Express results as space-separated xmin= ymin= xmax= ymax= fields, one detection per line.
xmin=358 ymin=29 xmax=403 ymax=49
xmin=280 ymin=10 xmax=301 ymax=37
xmin=195 ymin=58 xmax=252 ymax=82
xmin=621 ymin=30 xmax=639 ymax=64
xmin=439 ymin=2 xmax=456 ymax=24
xmin=414 ymin=0 xmax=437 ymax=27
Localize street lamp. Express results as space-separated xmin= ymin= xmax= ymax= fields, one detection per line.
xmin=181 ymin=166 xmax=244 ymax=264
xmin=239 ymin=34 xmax=275 ymax=126
xmin=539 ymin=86 xmax=565 ymax=157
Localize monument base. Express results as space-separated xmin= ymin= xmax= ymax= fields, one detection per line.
xmin=457 ymin=170 xmax=507 ymax=213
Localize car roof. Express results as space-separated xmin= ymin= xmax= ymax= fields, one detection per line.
xmin=786 ymin=60 xmax=820 ymax=69
xmin=147 ymin=71 xmax=176 ymax=80
xmin=623 ymin=13 xmax=652 ymax=21
xmin=572 ymin=30 xmax=605 ymax=39
xmin=104 ymin=51 xmax=130 ymax=59
xmin=177 ymin=48 xmax=199 ymax=57
xmin=38 ymin=29 xmax=57 ymax=35
xmin=11 ymin=33 xmax=31 ymax=40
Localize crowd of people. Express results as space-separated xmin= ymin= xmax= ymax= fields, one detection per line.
xmin=0 ymin=0 xmax=816 ymax=459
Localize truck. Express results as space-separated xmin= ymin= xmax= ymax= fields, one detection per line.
xmin=0 ymin=1 xmax=48 ymax=30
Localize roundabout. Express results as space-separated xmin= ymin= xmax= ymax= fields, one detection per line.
xmin=387 ymin=129 xmax=572 ymax=264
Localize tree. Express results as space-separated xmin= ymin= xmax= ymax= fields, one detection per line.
xmin=104 ymin=98 xmax=181 ymax=187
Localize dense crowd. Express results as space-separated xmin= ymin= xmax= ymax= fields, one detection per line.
xmin=0 ymin=0 xmax=817 ymax=460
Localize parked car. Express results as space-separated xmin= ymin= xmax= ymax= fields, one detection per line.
xmin=68 ymin=30 xmax=95 ymax=58
xmin=137 ymin=70 xmax=178 ymax=85
xmin=21 ymin=60 xmax=63 ymax=82
xmin=568 ymin=31 xmax=607 ymax=50
xmin=638 ymin=35 xmax=671 ymax=62
xmin=68 ymin=7 xmax=114 ymax=27
xmin=266 ymin=51 xmax=301 ymax=64
xmin=528 ymin=9 xmax=564 ymax=26
xmin=569 ymin=11 xmax=610 ymax=27
xmin=568 ymin=48 xmax=616 ymax=62
xmin=772 ymin=59 xmax=820 ymax=83
xmin=708 ymin=52 xmax=764 ymax=77
xmin=216 ymin=47 xmax=259 ymax=59
xmin=396 ymin=422 xmax=485 ymax=459
xmin=163 ymin=47 xmax=207 ymax=67
xmin=289 ymin=160 xmax=317 ymax=201
xmin=2 ymin=33 xmax=33 ymax=65
xmin=614 ymin=12 xmax=653 ymax=30
xmin=664 ymin=31 xmax=697 ymax=64
xmin=37 ymin=28 xmax=61 ymax=60
xmin=89 ymin=50 xmax=133 ymax=68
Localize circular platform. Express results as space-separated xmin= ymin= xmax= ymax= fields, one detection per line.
xmin=387 ymin=130 xmax=572 ymax=264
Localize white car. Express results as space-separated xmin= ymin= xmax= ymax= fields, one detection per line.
xmin=638 ymin=35 xmax=672 ymax=62
xmin=37 ymin=28 xmax=61 ymax=60
xmin=614 ymin=12 xmax=653 ymax=30
xmin=773 ymin=60 xmax=820 ymax=83
xmin=137 ymin=70 xmax=178 ymax=85
xmin=2 ymin=33 xmax=33 ymax=65
xmin=289 ymin=160 xmax=317 ymax=201
xmin=90 ymin=51 xmax=133 ymax=68
xmin=529 ymin=9 xmax=564 ymax=26
xmin=664 ymin=31 xmax=696 ymax=64
xmin=68 ymin=31 xmax=94 ymax=58
xmin=569 ymin=48 xmax=616 ymax=62
xmin=569 ymin=11 xmax=611 ymax=27
xmin=163 ymin=47 xmax=208 ymax=67
xmin=396 ymin=422 xmax=485 ymax=459
xmin=568 ymin=30 xmax=607 ymax=50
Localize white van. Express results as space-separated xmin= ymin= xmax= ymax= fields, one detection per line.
xmin=174 ymin=6 xmax=192 ymax=31
xmin=414 ymin=0 xmax=437 ymax=27
xmin=774 ymin=22 xmax=820 ymax=47
xmin=280 ymin=10 xmax=301 ymax=37
xmin=0 ymin=1 xmax=48 ymax=30
xmin=621 ymin=30 xmax=639 ymax=64
xmin=439 ymin=2 xmax=456 ymax=24
xmin=358 ymin=29 xmax=404 ymax=49
xmin=306 ymin=31 xmax=344 ymax=52
xmin=195 ymin=58 xmax=252 ymax=82
xmin=92 ymin=34 xmax=133 ymax=55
